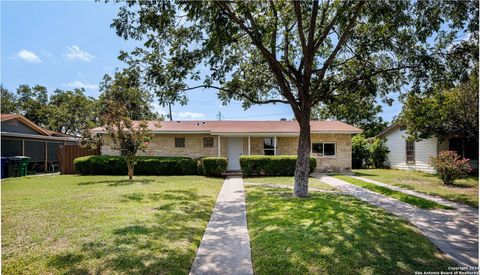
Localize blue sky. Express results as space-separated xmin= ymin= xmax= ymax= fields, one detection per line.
xmin=1 ymin=1 xmax=400 ymax=122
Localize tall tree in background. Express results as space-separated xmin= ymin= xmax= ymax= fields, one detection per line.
xmin=401 ymin=71 xmax=479 ymax=157
xmin=16 ymin=84 xmax=50 ymax=126
xmin=1 ymin=86 xmax=19 ymax=114
xmin=99 ymin=70 xmax=161 ymax=121
xmin=312 ymin=95 xmax=387 ymax=137
xmin=48 ymin=88 xmax=99 ymax=136
xmin=112 ymin=0 xmax=477 ymax=197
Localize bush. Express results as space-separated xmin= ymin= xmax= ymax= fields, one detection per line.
xmin=351 ymin=135 xmax=390 ymax=169
xmin=201 ymin=157 xmax=228 ymax=177
xmin=239 ymin=155 xmax=317 ymax=176
xmin=369 ymin=138 xmax=390 ymax=168
xmin=352 ymin=135 xmax=370 ymax=169
xmin=74 ymin=155 xmax=198 ymax=175
xmin=430 ymin=151 xmax=471 ymax=185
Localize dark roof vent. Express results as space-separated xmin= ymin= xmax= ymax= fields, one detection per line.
xmin=280 ymin=118 xmax=287 ymax=121
xmin=176 ymin=121 xmax=181 ymax=123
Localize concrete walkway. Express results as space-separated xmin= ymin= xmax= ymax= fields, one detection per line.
xmin=190 ymin=176 xmax=253 ymax=275
xmin=314 ymin=174 xmax=479 ymax=267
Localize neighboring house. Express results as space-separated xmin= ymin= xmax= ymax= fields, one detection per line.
xmin=91 ymin=120 xmax=362 ymax=172
xmin=1 ymin=114 xmax=78 ymax=172
xmin=377 ymin=124 xmax=479 ymax=173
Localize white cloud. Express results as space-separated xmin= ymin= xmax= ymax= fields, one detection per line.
xmin=64 ymin=81 xmax=98 ymax=90
xmin=17 ymin=49 xmax=42 ymax=63
xmin=173 ymin=111 xmax=206 ymax=120
xmin=63 ymin=45 xmax=94 ymax=62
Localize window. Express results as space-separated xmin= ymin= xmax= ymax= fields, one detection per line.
xmin=264 ymin=138 xmax=276 ymax=155
xmin=311 ymin=142 xmax=336 ymax=157
xmin=175 ymin=137 xmax=185 ymax=148
xmin=399 ymin=126 xmax=407 ymax=131
xmin=406 ymin=141 xmax=415 ymax=163
xmin=203 ymin=137 xmax=214 ymax=148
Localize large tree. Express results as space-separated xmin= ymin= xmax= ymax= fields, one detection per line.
xmin=401 ymin=71 xmax=479 ymax=157
xmin=16 ymin=84 xmax=50 ymax=126
xmin=1 ymin=86 xmax=19 ymax=114
xmin=48 ymin=88 xmax=99 ymax=136
xmin=111 ymin=0 xmax=477 ymax=197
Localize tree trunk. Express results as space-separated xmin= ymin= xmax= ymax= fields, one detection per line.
xmin=126 ymin=157 xmax=134 ymax=181
xmin=294 ymin=115 xmax=311 ymax=198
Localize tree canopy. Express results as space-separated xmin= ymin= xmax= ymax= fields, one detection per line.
xmin=400 ymin=71 xmax=479 ymax=143
xmin=110 ymin=0 xmax=478 ymax=197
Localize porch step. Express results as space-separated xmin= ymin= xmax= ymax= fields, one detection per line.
xmin=222 ymin=171 xmax=243 ymax=177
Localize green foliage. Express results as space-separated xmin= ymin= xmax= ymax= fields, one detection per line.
xmin=98 ymin=70 xmax=160 ymax=121
xmin=240 ymin=156 xmax=316 ymax=177
xmin=352 ymin=135 xmax=371 ymax=169
xmin=369 ymin=138 xmax=390 ymax=168
xmin=201 ymin=157 xmax=228 ymax=177
xmin=352 ymin=135 xmax=389 ymax=169
xmin=16 ymin=84 xmax=50 ymax=126
xmin=430 ymin=151 xmax=472 ymax=185
xmin=74 ymin=155 xmax=198 ymax=175
xmin=1 ymin=86 xmax=19 ymax=114
xmin=401 ymin=72 xmax=479 ymax=143
xmin=48 ymin=88 xmax=98 ymax=136
xmin=312 ymin=95 xmax=387 ymax=138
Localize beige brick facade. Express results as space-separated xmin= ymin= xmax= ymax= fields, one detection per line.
xmin=101 ymin=133 xmax=352 ymax=172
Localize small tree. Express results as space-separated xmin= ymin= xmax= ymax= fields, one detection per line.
xmin=102 ymin=100 xmax=151 ymax=180
xmin=430 ymin=151 xmax=471 ymax=185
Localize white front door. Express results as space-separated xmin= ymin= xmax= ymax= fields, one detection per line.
xmin=227 ymin=137 xmax=243 ymax=171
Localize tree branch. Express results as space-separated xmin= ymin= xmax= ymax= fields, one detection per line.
xmin=294 ymin=1 xmax=307 ymax=54
xmin=183 ymin=84 xmax=290 ymax=105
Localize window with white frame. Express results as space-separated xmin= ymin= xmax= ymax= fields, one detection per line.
xmin=263 ymin=137 xmax=276 ymax=155
xmin=175 ymin=137 xmax=185 ymax=148
xmin=311 ymin=142 xmax=336 ymax=156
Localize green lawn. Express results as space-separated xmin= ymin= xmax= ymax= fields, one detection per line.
xmin=243 ymin=176 xmax=336 ymax=191
xmin=2 ymin=175 xmax=223 ymax=274
xmin=334 ymin=175 xmax=452 ymax=210
xmin=353 ymin=169 xmax=479 ymax=207
xmin=245 ymin=185 xmax=456 ymax=274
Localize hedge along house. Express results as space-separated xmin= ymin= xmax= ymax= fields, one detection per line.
xmin=91 ymin=120 xmax=362 ymax=172
xmin=1 ymin=114 xmax=78 ymax=172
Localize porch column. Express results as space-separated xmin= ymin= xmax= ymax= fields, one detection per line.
xmin=21 ymin=140 xmax=25 ymax=155
xmin=217 ymin=136 xmax=221 ymax=157
xmin=274 ymin=136 xmax=277 ymax=155
xmin=248 ymin=136 xmax=251 ymax=155
xmin=44 ymin=141 xmax=48 ymax=172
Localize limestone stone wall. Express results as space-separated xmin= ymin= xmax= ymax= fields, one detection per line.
xmin=101 ymin=133 xmax=352 ymax=172
xmin=101 ymin=134 xmax=227 ymax=159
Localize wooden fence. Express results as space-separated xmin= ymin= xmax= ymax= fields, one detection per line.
xmin=58 ymin=145 xmax=100 ymax=174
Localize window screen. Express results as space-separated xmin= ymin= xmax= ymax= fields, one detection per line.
xmin=406 ymin=141 xmax=415 ymax=163
xmin=203 ymin=137 xmax=214 ymax=148
xmin=175 ymin=137 xmax=185 ymax=148
xmin=324 ymin=143 xmax=336 ymax=156
xmin=312 ymin=143 xmax=323 ymax=155
xmin=1 ymin=139 xmax=22 ymax=157
xmin=25 ymin=140 xmax=45 ymax=162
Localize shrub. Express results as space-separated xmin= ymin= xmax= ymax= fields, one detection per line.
xmin=430 ymin=151 xmax=471 ymax=185
xmin=352 ymin=135 xmax=370 ymax=169
xmin=240 ymin=155 xmax=317 ymax=176
xmin=369 ymin=138 xmax=390 ymax=168
xmin=74 ymin=155 xmax=197 ymax=175
xmin=201 ymin=157 xmax=228 ymax=177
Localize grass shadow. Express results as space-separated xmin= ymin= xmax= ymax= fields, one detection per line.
xmin=78 ymin=178 xmax=154 ymax=186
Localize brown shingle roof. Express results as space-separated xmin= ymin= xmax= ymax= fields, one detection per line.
xmin=91 ymin=120 xmax=362 ymax=134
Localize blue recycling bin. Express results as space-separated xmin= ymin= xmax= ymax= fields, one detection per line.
xmin=1 ymin=157 xmax=8 ymax=179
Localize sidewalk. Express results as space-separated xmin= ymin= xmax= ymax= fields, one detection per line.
xmin=314 ymin=174 xmax=479 ymax=267
xmin=189 ymin=176 xmax=253 ymax=275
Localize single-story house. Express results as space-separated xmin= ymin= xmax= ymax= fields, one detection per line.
xmin=91 ymin=120 xmax=362 ymax=172
xmin=1 ymin=114 xmax=78 ymax=172
xmin=377 ymin=124 xmax=479 ymax=173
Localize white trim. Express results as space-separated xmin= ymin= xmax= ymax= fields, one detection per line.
xmin=217 ymin=136 xmax=221 ymax=157
xmin=248 ymin=136 xmax=251 ymax=155
xmin=91 ymin=130 xmax=362 ymax=135
xmin=274 ymin=136 xmax=277 ymax=155
xmin=311 ymin=141 xmax=337 ymax=158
